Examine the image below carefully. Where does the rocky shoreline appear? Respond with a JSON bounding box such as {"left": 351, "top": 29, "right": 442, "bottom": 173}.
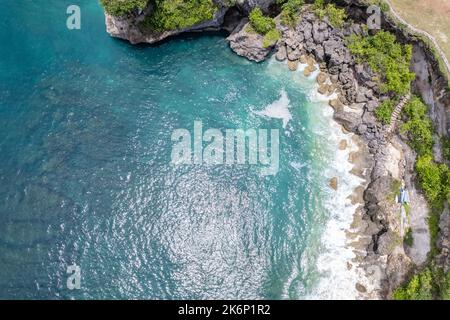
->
{"left": 267, "top": 9, "right": 409, "bottom": 298}
{"left": 102, "top": 0, "right": 450, "bottom": 298}
{"left": 224, "top": 5, "right": 426, "bottom": 298}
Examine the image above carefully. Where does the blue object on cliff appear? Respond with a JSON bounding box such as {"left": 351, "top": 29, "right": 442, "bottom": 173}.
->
{"left": 398, "top": 187, "right": 410, "bottom": 204}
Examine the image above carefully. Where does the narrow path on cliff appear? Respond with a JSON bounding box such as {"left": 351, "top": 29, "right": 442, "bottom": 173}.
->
{"left": 388, "top": 92, "right": 411, "bottom": 134}
{"left": 388, "top": 93, "right": 430, "bottom": 265}
{"left": 385, "top": 0, "right": 450, "bottom": 78}
{"left": 398, "top": 138, "right": 431, "bottom": 266}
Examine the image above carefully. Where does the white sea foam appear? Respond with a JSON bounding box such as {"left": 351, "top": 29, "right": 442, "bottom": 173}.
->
{"left": 255, "top": 89, "right": 293, "bottom": 129}
{"left": 267, "top": 57, "right": 372, "bottom": 299}
{"left": 305, "top": 71, "right": 370, "bottom": 300}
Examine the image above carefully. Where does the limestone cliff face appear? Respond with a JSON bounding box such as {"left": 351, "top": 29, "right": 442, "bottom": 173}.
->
{"left": 378, "top": 4, "right": 450, "bottom": 273}
{"left": 104, "top": 0, "right": 276, "bottom": 45}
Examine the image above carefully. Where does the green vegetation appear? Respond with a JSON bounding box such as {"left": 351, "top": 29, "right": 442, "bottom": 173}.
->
{"left": 415, "top": 154, "right": 448, "bottom": 255}
{"left": 249, "top": 7, "right": 276, "bottom": 35}
{"left": 377, "top": 0, "right": 390, "bottom": 13}
{"left": 394, "top": 265, "right": 450, "bottom": 300}
{"left": 278, "top": 0, "right": 304, "bottom": 28}
{"left": 347, "top": 31, "right": 415, "bottom": 96}
{"left": 313, "top": 0, "right": 347, "bottom": 28}
{"left": 403, "top": 203, "right": 410, "bottom": 216}
{"left": 442, "top": 271, "right": 450, "bottom": 300}
{"left": 140, "top": 0, "right": 217, "bottom": 32}
{"left": 100, "top": 0, "right": 149, "bottom": 16}
{"left": 263, "top": 29, "right": 281, "bottom": 48}
{"left": 388, "top": 178, "right": 402, "bottom": 202}
{"left": 404, "top": 227, "right": 413, "bottom": 246}
{"left": 248, "top": 7, "right": 279, "bottom": 48}
{"left": 313, "top": 0, "right": 325, "bottom": 18}
{"left": 375, "top": 99, "right": 396, "bottom": 124}
{"left": 360, "top": 0, "right": 390, "bottom": 12}
{"left": 401, "top": 98, "right": 444, "bottom": 204}
{"left": 394, "top": 267, "right": 434, "bottom": 300}
{"left": 401, "top": 97, "right": 434, "bottom": 156}
{"left": 428, "top": 208, "right": 442, "bottom": 257}
{"left": 324, "top": 3, "right": 347, "bottom": 28}
{"left": 400, "top": 97, "right": 450, "bottom": 257}
{"left": 442, "top": 137, "right": 450, "bottom": 162}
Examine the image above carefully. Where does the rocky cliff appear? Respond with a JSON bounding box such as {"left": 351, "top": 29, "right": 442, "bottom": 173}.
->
{"left": 104, "top": 0, "right": 275, "bottom": 44}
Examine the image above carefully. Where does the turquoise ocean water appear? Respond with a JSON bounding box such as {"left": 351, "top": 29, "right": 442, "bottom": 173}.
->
{"left": 0, "top": 1, "right": 360, "bottom": 299}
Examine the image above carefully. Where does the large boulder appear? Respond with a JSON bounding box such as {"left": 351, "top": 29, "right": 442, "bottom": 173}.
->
{"left": 323, "top": 37, "right": 352, "bottom": 68}
{"left": 333, "top": 110, "right": 361, "bottom": 132}
{"left": 298, "top": 19, "right": 313, "bottom": 42}
{"left": 287, "top": 46, "right": 303, "bottom": 61}
{"left": 312, "top": 21, "right": 329, "bottom": 44}
{"left": 275, "top": 44, "right": 287, "bottom": 61}
{"left": 227, "top": 21, "right": 273, "bottom": 62}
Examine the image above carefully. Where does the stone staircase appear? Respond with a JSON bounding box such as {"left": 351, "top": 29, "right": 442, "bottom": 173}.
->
{"left": 387, "top": 92, "right": 411, "bottom": 135}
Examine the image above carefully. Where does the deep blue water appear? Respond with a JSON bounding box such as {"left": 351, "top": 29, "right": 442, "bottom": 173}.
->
{"left": 0, "top": 1, "right": 339, "bottom": 299}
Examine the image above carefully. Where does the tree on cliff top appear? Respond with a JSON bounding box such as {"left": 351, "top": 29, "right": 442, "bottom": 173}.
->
{"left": 141, "top": 0, "right": 218, "bottom": 32}
{"left": 347, "top": 31, "right": 415, "bottom": 96}
{"left": 100, "top": 0, "right": 149, "bottom": 16}
{"left": 249, "top": 7, "right": 276, "bottom": 35}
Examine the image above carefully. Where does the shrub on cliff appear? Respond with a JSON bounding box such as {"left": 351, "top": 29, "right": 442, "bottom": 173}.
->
{"left": 414, "top": 152, "right": 448, "bottom": 253}
{"left": 278, "top": 0, "right": 304, "bottom": 28}
{"left": 313, "top": 0, "right": 347, "bottom": 28}
{"left": 394, "top": 265, "right": 450, "bottom": 300}
{"left": 249, "top": 7, "right": 276, "bottom": 35}
{"left": 100, "top": 0, "right": 149, "bottom": 16}
{"left": 401, "top": 97, "right": 434, "bottom": 156}
{"left": 263, "top": 29, "right": 280, "bottom": 48}
{"left": 363, "top": 0, "right": 390, "bottom": 12}
{"left": 441, "top": 272, "right": 450, "bottom": 299}
{"left": 404, "top": 227, "right": 413, "bottom": 247}
{"left": 415, "top": 155, "right": 449, "bottom": 208}
{"left": 442, "top": 137, "right": 450, "bottom": 162}
{"left": 375, "top": 98, "right": 396, "bottom": 124}
{"left": 324, "top": 3, "right": 347, "bottom": 28}
{"left": 347, "top": 31, "right": 415, "bottom": 96}
{"left": 400, "top": 96, "right": 450, "bottom": 257}
{"left": 393, "top": 267, "right": 434, "bottom": 300}
{"left": 142, "top": 0, "right": 217, "bottom": 32}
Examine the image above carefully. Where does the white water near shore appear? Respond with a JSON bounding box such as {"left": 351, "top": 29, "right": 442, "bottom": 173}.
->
{"left": 254, "top": 89, "right": 293, "bottom": 129}
{"left": 265, "top": 58, "right": 371, "bottom": 299}
{"left": 306, "top": 88, "right": 368, "bottom": 299}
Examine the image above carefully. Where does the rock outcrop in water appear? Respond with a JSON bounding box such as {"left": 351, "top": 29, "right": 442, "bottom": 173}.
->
{"left": 227, "top": 19, "right": 273, "bottom": 62}
{"left": 104, "top": 0, "right": 274, "bottom": 45}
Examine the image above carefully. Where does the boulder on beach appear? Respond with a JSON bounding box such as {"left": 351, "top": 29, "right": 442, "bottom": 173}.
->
{"left": 339, "top": 139, "right": 348, "bottom": 150}
{"left": 306, "top": 55, "right": 316, "bottom": 66}
{"left": 276, "top": 45, "right": 287, "bottom": 61}
{"left": 355, "top": 283, "right": 367, "bottom": 293}
{"left": 288, "top": 59, "right": 299, "bottom": 71}
{"left": 299, "top": 54, "right": 308, "bottom": 64}
{"left": 303, "top": 65, "right": 316, "bottom": 76}
{"left": 326, "top": 83, "right": 337, "bottom": 96}
{"left": 316, "top": 72, "right": 327, "bottom": 85}
{"left": 329, "top": 98, "right": 344, "bottom": 111}
{"left": 318, "top": 83, "right": 328, "bottom": 94}
{"left": 287, "top": 46, "right": 302, "bottom": 61}
{"left": 329, "top": 177, "right": 338, "bottom": 190}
